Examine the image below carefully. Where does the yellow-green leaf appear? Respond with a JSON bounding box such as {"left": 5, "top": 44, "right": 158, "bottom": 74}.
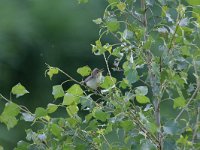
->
{"left": 47, "top": 103, "right": 58, "bottom": 113}
{"left": 67, "top": 84, "right": 83, "bottom": 96}
{"left": 136, "top": 95, "right": 150, "bottom": 104}
{"left": 100, "top": 76, "right": 116, "bottom": 89}
{"left": 77, "top": 66, "right": 91, "bottom": 77}
{"left": 35, "top": 107, "right": 48, "bottom": 118}
{"left": 11, "top": 83, "right": 29, "bottom": 98}
{"left": 117, "top": 2, "right": 126, "bottom": 11}
{"left": 106, "top": 19, "right": 120, "bottom": 32}
{"left": 173, "top": 97, "right": 186, "bottom": 109}
{"left": 52, "top": 85, "right": 64, "bottom": 99}
{"left": 0, "top": 102, "right": 20, "bottom": 130}
{"left": 186, "top": 0, "right": 200, "bottom": 5}
{"left": 47, "top": 67, "right": 59, "bottom": 80}
{"left": 62, "top": 93, "right": 77, "bottom": 105}
{"left": 66, "top": 105, "right": 79, "bottom": 117}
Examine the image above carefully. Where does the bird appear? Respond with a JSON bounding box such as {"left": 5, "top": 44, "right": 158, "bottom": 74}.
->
{"left": 84, "top": 68, "right": 104, "bottom": 90}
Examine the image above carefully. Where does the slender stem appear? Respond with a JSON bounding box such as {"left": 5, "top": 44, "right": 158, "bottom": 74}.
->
{"left": 129, "top": 109, "right": 160, "bottom": 148}
{"left": 103, "top": 53, "right": 114, "bottom": 85}
{"left": 192, "top": 107, "right": 200, "bottom": 142}
{"left": 0, "top": 93, "right": 10, "bottom": 102}
{"left": 168, "top": 20, "right": 180, "bottom": 52}
{"left": 174, "top": 60, "right": 200, "bottom": 122}
{"left": 58, "top": 68, "right": 81, "bottom": 85}
{"left": 174, "top": 84, "right": 200, "bottom": 122}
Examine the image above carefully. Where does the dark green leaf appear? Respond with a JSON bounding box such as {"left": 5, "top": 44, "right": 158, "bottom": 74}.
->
{"left": 125, "top": 69, "right": 139, "bottom": 84}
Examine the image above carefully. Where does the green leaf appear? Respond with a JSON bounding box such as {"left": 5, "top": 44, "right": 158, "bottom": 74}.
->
{"left": 186, "top": 0, "right": 200, "bottom": 5}
{"left": 50, "top": 124, "right": 63, "bottom": 139}
{"left": 47, "top": 103, "right": 58, "bottom": 113}
{"left": 21, "top": 113, "right": 35, "bottom": 122}
{"left": 77, "top": 66, "right": 91, "bottom": 77}
{"left": 176, "top": 135, "right": 190, "bottom": 145}
{"left": 0, "top": 102, "right": 20, "bottom": 130}
{"left": 62, "top": 93, "right": 77, "bottom": 105}
{"left": 66, "top": 105, "right": 79, "bottom": 117}
{"left": 120, "top": 120, "right": 134, "bottom": 132}
{"left": 108, "top": 0, "right": 119, "bottom": 9}
{"left": 136, "top": 95, "right": 150, "bottom": 104}
{"left": 163, "top": 121, "right": 179, "bottom": 135}
{"left": 93, "top": 18, "right": 103, "bottom": 24}
{"left": 100, "top": 76, "right": 116, "bottom": 89}
{"left": 0, "top": 145, "right": 3, "bottom": 150}
{"left": 47, "top": 67, "right": 59, "bottom": 80}
{"left": 135, "top": 86, "right": 148, "bottom": 96}
{"left": 103, "top": 43, "right": 112, "bottom": 53}
{"left": 108, "top": 0, "right": 118, "bottom": 4}
{"left": 146, "top": 122, "right": 157, "bottom": 134}
{"left": 35, "top": 107, "right": 48, "bottom": 118}
{"left": 67, "top": 84, "right": 84, "bottom": 96}
{"left": 92, "top": 108, "right": 109, "bottom": 122}
{"left": 11, "top": 83, "right": 29, "bottom": 98}
{"left": 92, "top": 40, "right": 106, "bottom": 54}
{"left": 62, "top": 84, "right": 83, "bottom": 105}
{"left": 78, "top": 0, "right": 88, "bottom": 4}
{"left": 15, "top": 141, "right": 30, "bottom": 150}
{"left": 117, "top": 2, "right": 126, "bottom": 11}
{"left": 125, "top": 69, "right": 139, "bottom": 84}
{"left": 173, "top": 97, "right": 186, "bottom": 109}
{"left": 119, "top": 78, "right": 129, "bottom": 89}
{"left": 52, "top": 85, "right": 64, "bottom": 99}
{"left": 106, "top": 19, "right": 120, "bottom": 32}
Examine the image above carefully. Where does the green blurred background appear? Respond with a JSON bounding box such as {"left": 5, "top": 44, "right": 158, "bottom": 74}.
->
{"left": 0, "top": 0, "right": 105, "bottom": 149}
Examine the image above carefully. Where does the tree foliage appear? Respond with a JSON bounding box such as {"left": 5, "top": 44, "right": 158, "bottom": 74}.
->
{"left": 0, "top": 0, "right": 200, "bottom": 149}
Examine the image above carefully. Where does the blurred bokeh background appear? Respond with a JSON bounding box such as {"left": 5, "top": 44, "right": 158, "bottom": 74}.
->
{"left": 0, "top": 0, "right": 105, "bottom": 149}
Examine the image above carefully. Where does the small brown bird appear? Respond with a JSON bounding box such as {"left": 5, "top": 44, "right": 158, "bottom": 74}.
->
{"left": 84, "top": 68, "right": 104, "bottom": 90}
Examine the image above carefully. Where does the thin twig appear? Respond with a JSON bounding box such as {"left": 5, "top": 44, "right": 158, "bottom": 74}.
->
{"left": 175, "top": 59, "right": 200, "bottom": 122}
{"left": 192, "top": 107, "right": 200, "bottom": 142}
{"left": 0, "top": 93, "right": 10, "bottom": 102}
{"left": 174, "top": 85, "right": 200, "bottom": 122}
{"left": 103, "top": 53, "right": 115, "bottom": 85}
